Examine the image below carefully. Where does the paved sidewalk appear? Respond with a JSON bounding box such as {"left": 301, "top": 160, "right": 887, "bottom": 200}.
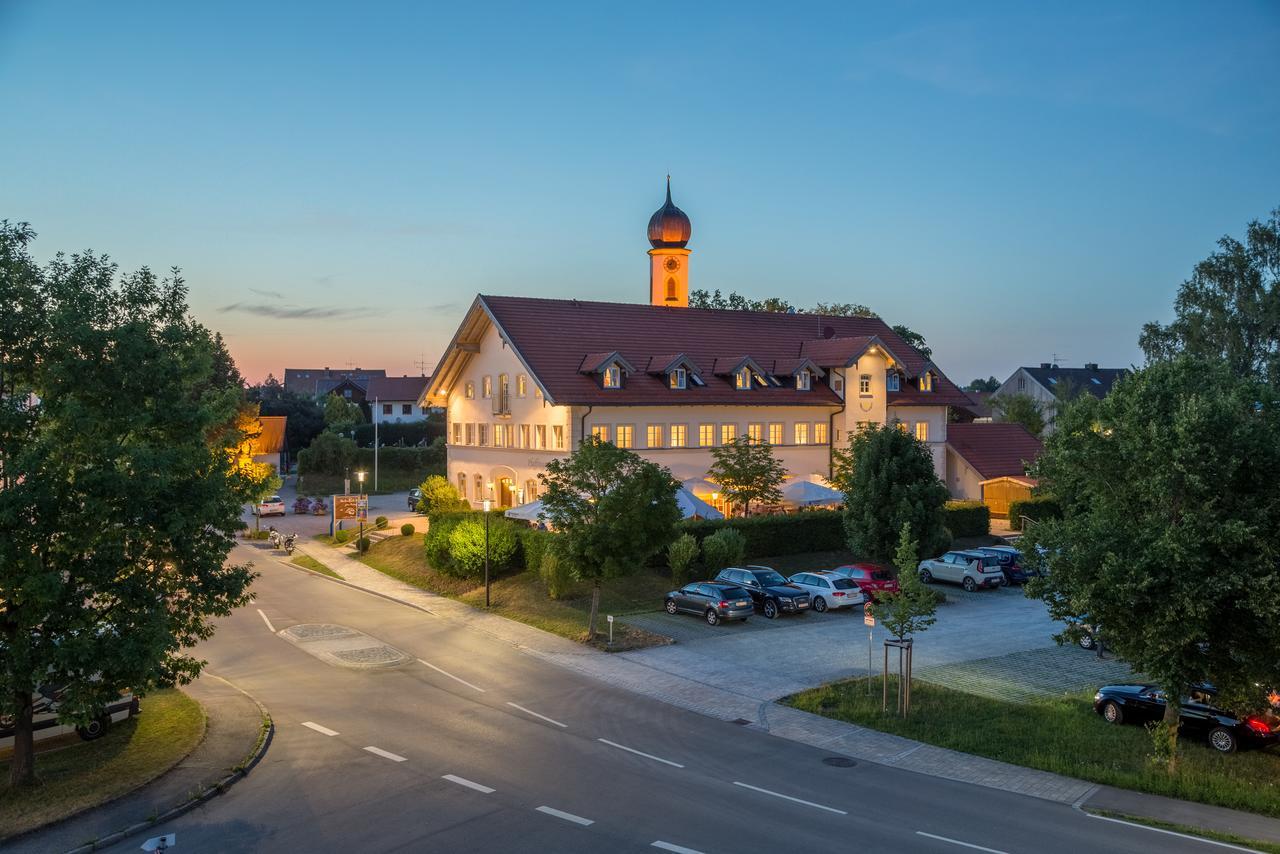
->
{"left": 10, "top": 675, "right": 267, "bottom": 854}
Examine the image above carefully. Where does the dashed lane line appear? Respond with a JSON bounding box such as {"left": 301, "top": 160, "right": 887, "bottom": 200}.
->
{"left": 1082, "top": 814, "right": 1262, "bottom": 852}
{"left": 652, "top": 842, "right": 706, "bottom": 854}
{"left": 418, "top": 658, "right": 486, "bottom": 693}
{"left": 257, "top": 609, "right": 277, "bottom": 633}
{"left": 507, "top": 702, "right": 568, "bottom": 728}
{"left": 300, "top": 721, "right": 339, "bottom": 736}
{"left": 535, "top": 806, "right": 594, "bottom": 826}
{"left": 443, "top": 774, "right": 496, "bottom": 794}
{"left": 597, "top": 738, "right": 684, "bottom": 768}
{"left": 915, "top": 831, "right": 1009, "bottom": 853}
{"left": 731, "top": 781, "right": 847, "bottom": 815}
{"left": 363, "top": 746, "right": 408, "bottom": 762}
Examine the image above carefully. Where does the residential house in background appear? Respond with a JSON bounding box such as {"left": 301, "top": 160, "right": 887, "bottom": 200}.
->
{"left": 283, "top": 367, "right": 387, "bottom": 403}
{"left": 422, "top": 183, "right": 970, "bottom": 509}
{"left": 991, "top": 363, "right": 1129, "bottom": 433}
{"left": 367, "top": 375, "right": 433, "bottom": 424}
{"left": 944, "top": 422, "right": 1042, "bottom": 516}
{"left": 954, "top": 390, "right": 994, "bottom": 423}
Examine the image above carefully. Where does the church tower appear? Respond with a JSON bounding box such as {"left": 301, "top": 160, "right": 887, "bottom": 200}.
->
{"left": 647, "top": 177, "right": 691, "bottom": 307}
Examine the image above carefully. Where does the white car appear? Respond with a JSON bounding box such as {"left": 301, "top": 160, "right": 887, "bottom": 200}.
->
{"left": 0, "top": 684, "right": 137, "bottom": 749}
{"left": 255, "top": 495, "right": 286, "bottom": 517}
{"left": 787, "top": 571, "right": 867, "bottom": 612}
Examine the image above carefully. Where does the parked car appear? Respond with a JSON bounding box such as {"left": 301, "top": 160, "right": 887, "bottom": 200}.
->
{"left": 254, "top": 495, "right": 286, "bottom": 517}
{"left": 917, "top": 550, "right": 1005, "bottom": 591}
{"left": 664, "top": 581, "right": 755, "bottom": 625}
{"left": 713, "top": 566, "right": 811, "bottom": 619}
{"left": 1094, "top": 683, "right": 1280, "bottom": 753}
{"left": 408, "top": 487, "right": 423, "bottom": 512}
{"left": 972, "top": 546, "right": 1031, "bottom": 585}
{"left": 788, "top": 571, "right": 866, "bottom": 612}
{"left": 1066, "top": 616, "right": 1102, "bottom": 650}
{"left": 0, "top": 683, "right": 138, "bottom": 749}
{"left": 829, "top": 564, "right": 900, "bottom": 600}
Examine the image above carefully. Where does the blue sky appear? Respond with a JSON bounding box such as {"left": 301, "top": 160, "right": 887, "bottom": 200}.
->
{"left": 3, "top": 1, "right": 1277, "bottom": 384}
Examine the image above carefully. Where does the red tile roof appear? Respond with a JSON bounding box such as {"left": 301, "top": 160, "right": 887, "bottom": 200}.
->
{"left": 366, "top": 375, "right": 431, "bottom": 401}
{"left": 476, "top": 295, "right": 970, "bottom": 407}
{"left": 946, "top": 423, "right": 1043, "bottom": 480}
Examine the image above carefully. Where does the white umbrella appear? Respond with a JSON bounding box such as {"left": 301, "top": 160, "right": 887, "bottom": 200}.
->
{"left": 675, "top": 488, "right": 723, "bottom": 520}
{"left": 782, "top": 478, "right": 844, "bottom": 507}
{"left": 504, "top": 499, "right": 546, "bottom": 522}
{"left": 680, "top": 477, "right": 720, "bottom": 497}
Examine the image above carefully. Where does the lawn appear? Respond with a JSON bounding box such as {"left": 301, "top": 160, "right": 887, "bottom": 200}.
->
{"left": 784, "top": 676, "right": 1280, "bottom": 819}
{"left": 0, "top": 688, "right": 206, "bottom": 840}
{"left": 291, "top": 554, "right": 342, "bottom": 579}
{"left": 357, "top": 534, "right": 674, "bottom": 650}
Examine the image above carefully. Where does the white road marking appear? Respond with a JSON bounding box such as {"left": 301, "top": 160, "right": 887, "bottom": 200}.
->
{"left": 442, "top": 774, "right": 495, "bottom": 794}
{"left": 597, "top": 738, "right": 684, "bottom": 768}
{"left": 507, "top": 702, "right": 568, "bottom": 728}
{"left": 915, "top": 831, "right": 1010, "bottom": 853}
{"left": 731, "top": 781, "right": 847, "bottom": 815}
{"left": 1083, "top": 813, "right": 1262, "bottom": 852}
{"left": 257, "top": 609, "right": 276, "bottom": 633}
{"left": 652, "top": 842, "right": 706, "bottom": 854}
{"left": 300, "top": 721, "right": 338, "bottom": 737}
{"left": 363, "top": 746, "right": 407, "bottom": 762}
{"left": 417, "top": 658, "right": 486, "bottom": 692}
{"left": 535, "top": 806, "right": 594, "bottom": 826}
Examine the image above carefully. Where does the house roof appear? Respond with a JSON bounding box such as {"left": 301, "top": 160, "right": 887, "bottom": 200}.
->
{"left": 946, "top": 422, "right": 1043, "bottom": 480}
{"left": 366, "top": 375, "right": 431, "bottom": 401}
{"left": 433, "top": 295, "right": 970, "bottom": 407}
{"left": 958, "top": 390, "right": 994, "bottom": 419}
{"left": 1022, "top": 365, "right": 1129, "bottom": 399}
{"left": 283, "top": 367, "right": 385, "bottom": 396}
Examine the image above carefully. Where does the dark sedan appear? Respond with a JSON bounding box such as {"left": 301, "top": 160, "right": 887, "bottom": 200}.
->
{"left": 1093, "top": 683, "right": 1280, "bottom": 753}
{"left": 664, "top": 581, "right": 755, "bottom": 625}
{"left": 714, "top": 566, "right": 811, "bottom": 619}
{"left": 972, "top": 546, "right": 1030, "bottom": 585}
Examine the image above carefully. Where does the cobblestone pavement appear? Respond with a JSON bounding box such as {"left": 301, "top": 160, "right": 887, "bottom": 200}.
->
{"left": 914, "top": 645, "right": 1142, "bottom": 703}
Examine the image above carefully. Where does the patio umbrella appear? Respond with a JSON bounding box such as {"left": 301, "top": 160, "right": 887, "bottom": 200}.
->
{"left": 781, "top": 478, "right": 844, "bottom": 507}
{"left": 680, "top": 477, "right": 720, "bottom": 498}
{"left": 504, "top": 499, "right": 546, "bottom": 522}
{"left": 675, "top": 488, "right": 723, "bottom": 520}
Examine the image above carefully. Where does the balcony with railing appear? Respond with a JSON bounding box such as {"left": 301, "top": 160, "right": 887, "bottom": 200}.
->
{"left": 491, "top": 386, "right": 511, "bottom": 417}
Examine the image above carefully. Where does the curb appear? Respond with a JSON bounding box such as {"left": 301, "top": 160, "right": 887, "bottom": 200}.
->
{"left": 64, "top": 675, "right": 274, "bottom": 854}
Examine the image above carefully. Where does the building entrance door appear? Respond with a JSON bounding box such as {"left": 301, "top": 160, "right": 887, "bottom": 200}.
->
{"left": 498, "top": 477, "right": 515, "bottom": 508}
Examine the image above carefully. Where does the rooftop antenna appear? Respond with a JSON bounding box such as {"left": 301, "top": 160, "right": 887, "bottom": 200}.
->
{"left": 344, "top": 358, "right": 356, "bottom": 371}
{"left": 414, "top": 354, "right": 432, "bottom": 377}
{"left": 1051, "top": 353, "right": 1067, "bottom": 367}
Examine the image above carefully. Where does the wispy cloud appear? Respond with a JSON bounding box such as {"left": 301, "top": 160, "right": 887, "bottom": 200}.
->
{"left": 249, "top": 287, "right": 284, "bottom": 299}
{"left": 218, "top": 301, "right": 380, "bottom": 320}
{"left": 424, "top": 302, "right": 460, "bottom": 313}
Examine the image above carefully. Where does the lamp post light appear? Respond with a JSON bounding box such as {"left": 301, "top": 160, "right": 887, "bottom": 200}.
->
{"left": 356, "top": 470, "right": 366, "bottom": 552}
{"left": 712, "top": 491, "right": 720, "bottom": 516}
{"left": 482, "top": 497, "right": 492, "bottom": 608}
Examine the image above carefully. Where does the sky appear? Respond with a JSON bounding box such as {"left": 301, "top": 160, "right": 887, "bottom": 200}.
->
{"left": 2, "top": 1, "right": 1277, "bottom": 386}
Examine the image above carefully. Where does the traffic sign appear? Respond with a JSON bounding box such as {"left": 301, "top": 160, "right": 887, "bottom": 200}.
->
{"left": 863, "top": 602, "right": 875, "bottom": 627}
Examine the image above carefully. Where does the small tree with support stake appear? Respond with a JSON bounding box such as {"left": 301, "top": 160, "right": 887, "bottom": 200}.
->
{"left": 873, "top": 523, "right": 938, "bottom": 717}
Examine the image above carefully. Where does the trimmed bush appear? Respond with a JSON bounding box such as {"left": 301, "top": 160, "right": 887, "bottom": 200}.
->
{"left": 333, "top": 529, "right": 354, "bottom": 544}
{"left": 445, "top": 517, "right": 518, "bottom": 578}
{"left": 374, "top": 515, "right": 388, "bottom": 530}
{"left": 424, "top": 516, "right": 463, "bottom": 570}
{"left": 702, "top": 528, "right": 747, "bottom": 572}
{"left": 539, "top": 548, "right": 575, "bottom": 600}
{"left": 356, "top": 536, "right": 371, "bottom": 553}
{"left": 415, "top": 474, "right": 469, "bottom": 515}
{"left": 678, "top": 510, "right": 844, "bottom": 560}
{"left": 1009, "top": 495, "right": 1062, "bottom": 530}
{"left": 944, "top": 501, "right": 990, "bottom": 538}
{"left": 518, "top": 528, "right": 555, "bottom": 573}
{"left": 400, "top": 523, "right": 415, "bottom": 536}
{"left": 667, "top": 533, "right": 700, "bottom": 586}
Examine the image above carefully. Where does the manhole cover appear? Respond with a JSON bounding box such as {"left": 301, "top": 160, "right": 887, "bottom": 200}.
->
{"left": 332, "top": 646, "right": 408, "bottom": 665}
{"left": 822, "top": 757, "right": 857, "bottom": 767}
{"left": 284, "top": 624, "right": 360, "bottom": 641}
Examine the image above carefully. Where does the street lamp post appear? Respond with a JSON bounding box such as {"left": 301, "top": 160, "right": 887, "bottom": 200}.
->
{"left": 482, "top": 496, "right": 492, "bottom": 607}
{"left": 356, "top": 470, "right": 366, "bottom": 553}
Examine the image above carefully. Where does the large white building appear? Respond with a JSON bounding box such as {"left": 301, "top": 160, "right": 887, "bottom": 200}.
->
{"left": 422, "top": 183, "right": 971, "bottom": 509}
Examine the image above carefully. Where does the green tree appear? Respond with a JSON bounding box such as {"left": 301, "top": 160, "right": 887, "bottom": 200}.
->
{"left": 666, "top": 533, "right": 700, "bottom": 585}
{"left": 689, "top": 291, "right": 879, "bottom": 318}
{"left": 247, "top": 376, "right": 325, "bottom": 461}
{"left": 840, "top": 425, "right": 949, "bottom": 562}
{"left": 872, "top": 523, "right": 939, "bottom": 642}
{"left": 965, "top": 376, "right": 1000, "bottom": 392}
{"left": 539, "top": 438, "right": 681, "bottom": 639}
{"left": 706, "top": 436, "right": 787, "bottom": 515}
{"left": 701, "top": 528, "right": 747, "bottom": 572}
{"left": 416, "top": 474, "right": 469, "bottom": 515}
{"left": 890, "top": 324, "right": 932, "bottom": 360}
{"left": 1024, "top": 356, "right": 1280, "bottom": 769}
{"left": 812, "top": 301, "right": 877, "bottom": 317}
{"left": 323, "top": 393, "right": 364, "bottom": 431}
{"left": 0, "top": 223, "right": 258, "bottom": 787}
{"left": 1140, "top": 206, "right": 1280, "bottom": 385}
{"left": 992, "top": 392, "right": 1046, "bottom": 437}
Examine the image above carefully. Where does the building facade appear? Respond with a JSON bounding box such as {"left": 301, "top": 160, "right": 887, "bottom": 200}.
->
{"left": 991, "top": 363, "right": 1128, "bottom": 433}
{"left": 367, "top": 375, "right": 433, "bottom": 425}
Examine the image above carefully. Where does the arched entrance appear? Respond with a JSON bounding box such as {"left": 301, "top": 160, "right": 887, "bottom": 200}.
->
{"left": 488, "top": 466, "right": 518, "bottom": 509}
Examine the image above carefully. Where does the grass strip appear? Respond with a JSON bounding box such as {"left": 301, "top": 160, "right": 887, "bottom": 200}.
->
{"left": 290, "top": 554, "right": 342, "bottom": 579}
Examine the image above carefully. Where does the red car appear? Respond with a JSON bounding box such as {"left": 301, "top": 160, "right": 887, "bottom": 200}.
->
{"left": 830, "top": 564, "right": 899, "bottom": 600}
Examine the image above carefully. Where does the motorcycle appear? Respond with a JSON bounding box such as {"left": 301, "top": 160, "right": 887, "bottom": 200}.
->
{"left": 283, "top": 533, "right": 297, "bottom": 555}
{"left": 267, "top": 527, "right": 282, "bottom": 549}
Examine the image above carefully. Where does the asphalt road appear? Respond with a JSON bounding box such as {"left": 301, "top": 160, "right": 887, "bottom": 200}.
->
{"left": 98, "top": 545, "right": 1237, "bottom": 853}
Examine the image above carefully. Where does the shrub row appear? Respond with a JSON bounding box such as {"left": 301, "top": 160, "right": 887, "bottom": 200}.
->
{"left": 1009, "top": 495, "right": 1062, "bottom": 530}
{"left": 423, "top": 509, "right": 557, "bottom": 579}
{"left": 351, "top": 420, "right": 444, "bottom": 449}
{"left": 298, "top": 433, "right": 446, "bottom": 478}
{"left": 943, "top": 500, "right": 990, "bottom": 538}
{"left": 678, "top": 510, "right": 845, "bottom": 559}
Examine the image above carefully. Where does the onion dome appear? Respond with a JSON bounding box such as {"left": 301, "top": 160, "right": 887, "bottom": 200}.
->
{"left": 647, "top": 176, "right": 692, "bottom": 248}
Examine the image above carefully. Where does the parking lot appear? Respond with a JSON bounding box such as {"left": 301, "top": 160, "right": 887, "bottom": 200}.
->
{"left": 620, "top": 582, "right": 1137, "bottom": 703}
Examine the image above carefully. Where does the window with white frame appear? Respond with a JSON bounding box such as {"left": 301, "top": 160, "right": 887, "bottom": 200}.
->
{"left": 768, "top": 422, "right": 783, "bottom": 445}
{"left": 721, "top": 423, "right": 737, "bottom": 444}
{"left": 859, "top": 374, "right": 871, "bottom": 395}
{"left": 465, "top": 381, "right": 475, "bottom": 399}
{"left": 915, "top": 421, "right": 929, "bottom": 441}
{"left": 382, "top": 403, "right": 392, "bottom": 415}
{"left": 452, "top": 422, "right": 462, "bottom": 444}
{"left": 402, "top": 403, "right": 412, "bottom": 415}
{"left": 457, "top": 473, "right": 467, "bottom": 499}
{"left": 482, "top": 376, "right": 492, "bottom": 398}
{"left": 887, "top": 373, "right": 900, "bottom": 392}
{"left": 519, "top": 424, "right": 530, "bottom": 448}
{"left": 517, "top": 374, "right": 528, "bottom": 397}
{"left": 603, "top": 365, "right": 621, "bottom": 389}
{"left": 552, "top": 425, "right": 565, "bottom": 449}
{"left": 535, "top": 424, "right": 547, "bottom": 449}
{"left": 477, "top": 423, "right": 488, "bottom": 445}
{"left": 493, "top": 424, "right": 505, "bottom": 446}
{"left": 796, "top": 370, "right": 811, "bottom": 391}
{"left": 814, "top": 422, "right": 828, "bottom": 445}
{"left": 670, "top": 368, "right": 686, "bottom": 389}
{"left": 735, "top": 367, "right": 751, "bottom": 390}
{"left": 465, "top": 423, "right": 475, "bottom": 445}
{"left": 832, "top": 373, "right": 845, "bottom": 395}
{"left": 794, "top": 423, "right": 810, "bottom": 445}
{"left": 747, "top": 423, "right": 763, "bottom": 443}
{"left": 591, "top": 424, "right": 610, "bottom": 442}
{"left": 920, "top": 372, "right": 933, "bottom": 392}
{"left": 646, "top": 424, "right": 663, "bottom": 448}
{"left": 699, "top": 423, "right": 715, "bottom": 447}
{"left": 670, "top": 424, "right": 687, "bottom": 447}
{"left": 616, "top": 424, "right": 634, "bottom": 448}
{"left": 474, "top": 474, "right": 483, "bottom": 500}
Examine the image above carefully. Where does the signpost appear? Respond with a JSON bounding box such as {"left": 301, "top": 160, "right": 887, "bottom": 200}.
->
{"left": 864, "top": 602, "right": 875, "bottom": 696}
{"left": 607, "top": 614, "right": 614, "bottom": 647}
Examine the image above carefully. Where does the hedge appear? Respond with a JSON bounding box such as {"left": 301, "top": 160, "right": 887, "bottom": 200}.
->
{"left": 943, "top": 500, "right": 990, "bottom": 538}
{"left": 424, "top": 509, "right": 554, "bottom": 574}
{"left": 678, "top": 510, "right": 844, "bottom": 560}
{"left": 1009, "top": 495, "right": 1062, "bottom": 530}
{"left": 352, "top": 420, "right": 444, "bottom": 449}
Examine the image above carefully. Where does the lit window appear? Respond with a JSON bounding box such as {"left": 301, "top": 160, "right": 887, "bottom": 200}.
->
{"left": 814, "top": 422, "right": 828, "bottom": 445}
{"left": 452, "top": 422, "right": 461, "bottom": 444}
{"left": 591, "top": 424, "right": 610, "bottom": 442}
{"left": 795, "top": 423, "right": 810, "bottom": 445}
{"left": 603, "top": 365, "right": 621, "bottom": 389}
{"left": 920, "top": 372, "right": 934, "bottom": 392}
{"left": 477, "top": 424, "right": 488, "bottom": 445}
{"left": 736, "top": 368, "right": 751, "bottom": 390}
{"left": 482, "top": 376, "right": 492, "bottom": 398}
{"left": 535, "top": 386, "right": 543, "bottom": 399}
{"left": 747, "top": 423, "right": 763, "bottom": 443}
{"left": 768, "top": 423, "right": 783, "bottom": 445}
{"left": 887, "top": 373, "right": 900, "bottom": 392}
{"left": 644, "top": 424, "right": 661, "bottom": 448}
{"left": 916, "top": 421, "right": 929, "bottom": 441}
{"left": 796, "top": 371, "right": 811, "bottom": 391}
{"left": 859, "top": 374, "right": 871, "bottom": 395}
{"left": 493, "top": 424, "right": 503, "bottom": 446}
{"left": 552, "top": 425, "right": 565, "bottom": 449}
{"left": 517, "top": 374, "right": 528, "bottom": 397}
{"left": 699, "top": 424, "right": 715, "bottom": 447}
{"left": 474, "top": 474, "right": 483, "bottom": 498}
{"left": 465, "top": 381, "right": 475, "bottom": 399}
{"left": 457, "top": 473, "right": 467, "bottom": 499}
{"left": 670, "top": 368, "right": 686, "bottom": 389}
{"left": 670, "top": 424, "right": 687, "bottom": 448}
{"left": 721, "top": 423, "right": 737, "bottom": 444}
{"left": 524, "top": 479, "right": 538, "bottom": 501}
{"left": 616, "top": 425, "right": 634, "bottom": 448}
{"left": 896, "top": 421, "right": 909, "bottom": 433}
{"left": 519, "top": 424, "right": 530, "bottom": 448}
{"left": 535, "top": 424, "right": 547, "bottom": 449}
{"left": 465, "top": 423, "right": 475, "bottom": 445}
{"left": 382, "top": 403, "right": 392, "bottom": 415}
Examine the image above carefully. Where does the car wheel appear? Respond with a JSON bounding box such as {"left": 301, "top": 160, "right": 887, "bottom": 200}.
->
{"left": 664, "top": 599, "right": 678, "bottom": 615}
{"left": 813, "top": 596, "right": 828, "bottom": 613}
{"left": 76, "top": 714, "right": 111, "bottom": 741}
{"left": 1078, "top": 633, "right": 1096, "bottom": 650}
{"left": 919, "top": 569, "right": 933, "bottom": 584}
{"left": 1209, "top": 727, "right": 1238, "bottom": 754}
{"left": 1101, "top": 700, "right": 1124, "bottom": 725}
{"left": 763, "top": 600, "right": 779, "bottom": 619}
{"left": 705, "top": 609, "right": 720, "bottom": 626}
{"left": 962, "top": 576, "right": 977, "bottom": 592}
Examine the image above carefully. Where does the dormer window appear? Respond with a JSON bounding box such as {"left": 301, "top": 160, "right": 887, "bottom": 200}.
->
{"left": 735, "top": 367, "right": 751, "bottom": 390}
{"left": 670, "top": 368, "right": 687, "bottom": 389}
{"left": 603, "top": 365, "right": 622, "bottom": 389}
{"left": 887, "top": 373, "right": 900, "bottom": 392}
{"left": 920, "top": 372, "right": 934, "bottom": 392}
{"left": 465, "top": 381, "right": 475, "bottom": 399}
{"left": 796, "top": 370, "right": 811, "bottom": 391}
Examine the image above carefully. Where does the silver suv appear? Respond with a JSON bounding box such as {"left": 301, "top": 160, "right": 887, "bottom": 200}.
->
{"left": 917, "top": 550, "right": 1005, "bottom": 592}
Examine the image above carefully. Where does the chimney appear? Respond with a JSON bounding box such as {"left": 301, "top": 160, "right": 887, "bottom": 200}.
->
{"left": 1040, "top": 362, "right": 1051, "bottom": 369}
{"left": 1085, "top": 362, "right": 1099, "bottom": 371}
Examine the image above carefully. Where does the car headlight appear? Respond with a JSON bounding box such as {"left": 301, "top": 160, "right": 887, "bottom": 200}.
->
{"left": 1094, "top": 692, "right": 1102, "bottom": 701}
{"left": 780, "top": 597, "right": 792, "bottom": 604}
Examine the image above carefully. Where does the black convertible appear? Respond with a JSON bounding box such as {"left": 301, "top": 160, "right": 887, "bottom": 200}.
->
{"left": 1093, "top": 683, "right": 1280, "bottom": 753}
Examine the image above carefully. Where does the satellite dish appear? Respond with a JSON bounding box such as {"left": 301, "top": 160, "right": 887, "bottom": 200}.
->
{"left": 142, "top": 835, "right": 176, "bottom": 852}
{"left": 822, "top": 325, "right": 836, "bottom": 339}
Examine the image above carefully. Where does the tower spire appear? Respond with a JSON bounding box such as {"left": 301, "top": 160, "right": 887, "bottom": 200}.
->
{"left": 666, "top": 174, "right": 672, "bottom": 204}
